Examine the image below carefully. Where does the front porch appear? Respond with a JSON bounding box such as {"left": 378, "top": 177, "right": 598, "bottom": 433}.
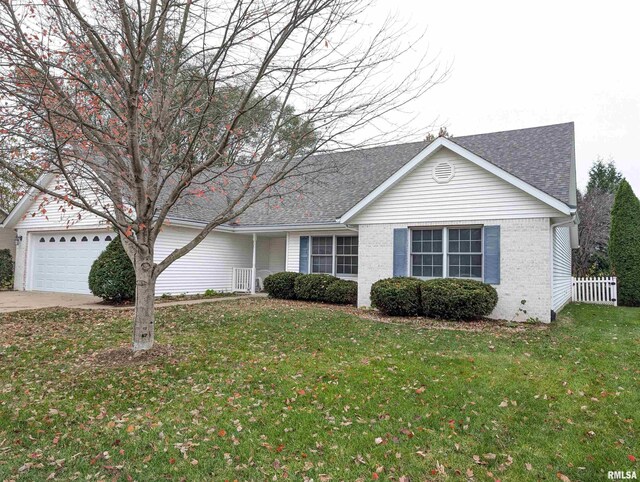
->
{"left": 232, "top": 233, "right": 286, "bottom": 293}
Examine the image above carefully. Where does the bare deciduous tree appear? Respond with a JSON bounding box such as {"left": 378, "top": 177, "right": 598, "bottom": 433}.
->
{"left": 572, "top": 189, "right": 614, "bottom": 276}
{"left": 0, "top": 0, "right": 445, "bottom": 350}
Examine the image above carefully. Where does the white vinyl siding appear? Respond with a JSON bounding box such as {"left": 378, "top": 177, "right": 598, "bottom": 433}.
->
{"left": 351, "top": 148, "right": 564, "bottom": 224}
{"left": 14, "top": 176, "right": 109, "bottom": 231}
{"left": 154, "top": 227, "right": 253, "bottom": 295}
{"left": 552, "top": 226, "right": 572, "bottom": 312}
{"left": 256, "top": 237, "right": 286, "bottom": 273}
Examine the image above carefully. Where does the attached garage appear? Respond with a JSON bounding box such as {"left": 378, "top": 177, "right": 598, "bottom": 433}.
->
{"left": 29, "top": 231, "right": 114, "bottom": 294}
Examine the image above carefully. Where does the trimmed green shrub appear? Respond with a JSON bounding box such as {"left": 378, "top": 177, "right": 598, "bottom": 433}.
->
{"left": 609, "top": 180, "right": 640, "bottom": 306}
{"left": 263, "top": 271, "right": 302, "bottom": 299}
{"left": 88, "top": 236, "right": 136, "bottom": 303}
{"left": 325, "top": 279, "right": 358, "bottom": 305}
{"left": 370, "top": 277, "right": 424, "bottom": 316}
{"left": 421, "top": 278, "right": 497, "bottom": 320}
{"left": 0, "top": 249, "right": 13, "bottom": 289}
{"left": 294, "top": 274, "right": 338, "bottom": 302}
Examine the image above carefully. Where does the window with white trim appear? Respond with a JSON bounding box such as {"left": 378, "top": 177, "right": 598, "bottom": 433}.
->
{"left": 336, "top": 236, "right": 358, "bottom": 275}
{"left": 311, "top": 236, "right": 333, "bottom": 274}
{"left": 411, "top": 227, "right": 483, "bottom": 280}
{"left": 310, "top": 235, "right": 358, "bottom": 275}
{"left": 411, "top": 229, "right": 443, "bottom": 277}
{"left": 448, "top": 228, "right": 482, "bottom": 278}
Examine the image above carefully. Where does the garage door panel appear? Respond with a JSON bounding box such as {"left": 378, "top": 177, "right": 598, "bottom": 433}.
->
{"left": 30, "top": 231, "right": 113, "bottom": 294}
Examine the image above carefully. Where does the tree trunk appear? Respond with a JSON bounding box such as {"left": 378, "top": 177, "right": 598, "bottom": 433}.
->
{"left": 133, "top": 258, "right": 156, "bottom": 352}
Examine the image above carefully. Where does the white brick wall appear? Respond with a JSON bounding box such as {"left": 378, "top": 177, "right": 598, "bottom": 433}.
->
{"left": 357, "top": 218, "right": 553, "bottom": 322}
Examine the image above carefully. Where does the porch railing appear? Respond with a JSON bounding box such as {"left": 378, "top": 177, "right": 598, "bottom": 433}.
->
{"left": 232, "top": 267, "right": 254, "bottom": 293}
{"left": 571, "top": 276, "right": 617, "bottom": 306}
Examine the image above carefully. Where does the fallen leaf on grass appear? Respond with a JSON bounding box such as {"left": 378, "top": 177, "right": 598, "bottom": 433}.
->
{"left": 557, "top": 472, "right": 571, "bottom": 482}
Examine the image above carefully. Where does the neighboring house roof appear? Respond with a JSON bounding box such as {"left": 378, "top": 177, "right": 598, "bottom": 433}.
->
{"left": 171, "top": 122, "right": 575, "bottom": 227}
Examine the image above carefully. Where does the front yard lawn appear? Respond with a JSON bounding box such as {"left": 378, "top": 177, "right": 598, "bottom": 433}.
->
{"left": 0, "top": 300, "right": 638, "bottom": 480}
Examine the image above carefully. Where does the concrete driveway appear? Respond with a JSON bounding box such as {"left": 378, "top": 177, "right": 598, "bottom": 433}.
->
{"left": 0, "top": 291, "right": 103, "bottom": 313}
{"left": 0, "top": 291, "right": 265, "bottom": 313}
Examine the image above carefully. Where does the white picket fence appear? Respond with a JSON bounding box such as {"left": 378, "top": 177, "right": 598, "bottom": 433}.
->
{"left": 571, "top": 276, "right": 617, "bottom": 306}
{"left": 232, "top": 267, "right": 254, "bottom": 293}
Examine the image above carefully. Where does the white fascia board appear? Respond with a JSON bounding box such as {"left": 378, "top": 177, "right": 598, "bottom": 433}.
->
{"left": 337, "top": 137, "right": 572, "bottom": 223}
{"left": 166, "top": 217, "right": 353, "bottom": 234}
{"left": 2, "top": 173, "right": 56, "bottom": 229}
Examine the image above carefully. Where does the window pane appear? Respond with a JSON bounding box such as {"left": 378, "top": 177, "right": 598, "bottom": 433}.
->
{"left": 336, "top": 236, "right": 358, "bottom": 255}
{"left": 449, "top": 228, "right": 482, "bottom": 253}
{"left": 448, "top": 252, "right": 482, "bottom": 279}
{"left": 337, "top": 255, "right": 358, "bottom": 275}
{"left": 312, "top": 255, "right": 333, "bottom": 274}
{"left": 312, "top": 236, "right": 333, "bottom": 255}
{"left": 411, "top": 229, "right": 443, "bottom": 253}
{"left": 411, "top": 253, "right": 443, "bottom": 278}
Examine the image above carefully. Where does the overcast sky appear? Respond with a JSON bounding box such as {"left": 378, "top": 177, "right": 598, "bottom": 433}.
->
{"left": 369, "top": 0, "right": 639, "bottom": 195}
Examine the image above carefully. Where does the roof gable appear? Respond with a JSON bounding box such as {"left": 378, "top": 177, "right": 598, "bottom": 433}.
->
{"left": 339, "top": 138, "right": 572, "bottom": 223}
{"left": 346, "top": 145, "right": 568, "bottom": 225}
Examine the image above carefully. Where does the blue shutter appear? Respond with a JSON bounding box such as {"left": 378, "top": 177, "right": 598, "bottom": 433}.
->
{"left": 299, "top": 236, "right": 310, "bottom": 273}
{"left": 483, "top": 226, "right": 500, "bottom": 284}
{"left": 393, "top": 228, "right": 409, "bottom": 277}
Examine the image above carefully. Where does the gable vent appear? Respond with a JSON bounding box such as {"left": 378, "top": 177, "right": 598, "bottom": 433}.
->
{"left": 432, "top": 161, "right": 455, "bottom": 183}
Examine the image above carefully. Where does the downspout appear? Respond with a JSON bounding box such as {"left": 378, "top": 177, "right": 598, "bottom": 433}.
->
{"left": 549, "top": 213, "right": 578, "bottom": 321}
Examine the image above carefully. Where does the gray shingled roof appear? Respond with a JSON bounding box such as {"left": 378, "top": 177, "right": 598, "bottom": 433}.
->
{"left": 168, "top": 122, "right": 575, "bottom": 226}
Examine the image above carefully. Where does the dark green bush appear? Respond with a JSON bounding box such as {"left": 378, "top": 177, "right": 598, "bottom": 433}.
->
{"left": 88, "top": 236, "right": 136, "bottom": 303}
{"left": 421, "top": 278, "right": 497, "bottom": 320}
{"left": 370, "top": 277, "right": 424, "bottom": 316}
{"left": 325, "top": 279, "right": 358, "bottom": 305}
{"left": 0, "top": 249, "right": 13, "bottom": 289}
{"left": 609, "top": 180, "right": 640, "bottom": 306}
{"left": 294, "top": 274, "right": 338, "bottom": 301}
{"left": 263, "top": 271, "right": 302, "bottom": 299}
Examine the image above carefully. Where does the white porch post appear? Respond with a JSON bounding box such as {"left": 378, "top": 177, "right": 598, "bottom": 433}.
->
{"left": 251, "top": 233, "right": 257, "bottom": 294}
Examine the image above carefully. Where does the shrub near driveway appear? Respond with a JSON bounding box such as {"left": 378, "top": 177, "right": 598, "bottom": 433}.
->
{"left": 88, "top": 236, "right": 136, "bottom": 303}
{"left": 421, "top": 278, "right": 498, "bottom": 320}
{"left": 370, "top": 277, "right": 424, "bottom": 316}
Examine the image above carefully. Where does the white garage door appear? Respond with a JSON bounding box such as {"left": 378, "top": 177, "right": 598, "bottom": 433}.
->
{"left": 30, "top": 231, "right": 114, "bottom": 294}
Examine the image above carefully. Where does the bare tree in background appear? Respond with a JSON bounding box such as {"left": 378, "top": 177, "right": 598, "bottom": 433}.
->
{"left": 573, "top": 159, "right": 624, "bottom": 276}
{"left": 0, "top": 0, "right": 445, "bottom": 351}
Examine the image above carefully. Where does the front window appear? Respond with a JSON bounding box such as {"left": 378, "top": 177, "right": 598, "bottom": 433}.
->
{"left": 448, "top": 228, "right": 482, "bottom": 278}
{"left": 411, "top": 229, "right": 443, "bottom": 278}
{"left": 336, "top": 236, "right": 358, "bottom": 275}
{"left": 310, "top": 235, "right": 358, "bottom": 276}
{"left": 411, "top": 226, "right": 483, "bottom": 279}
{"left": 311, "top": 236, "right": 333, "bottom": 274}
